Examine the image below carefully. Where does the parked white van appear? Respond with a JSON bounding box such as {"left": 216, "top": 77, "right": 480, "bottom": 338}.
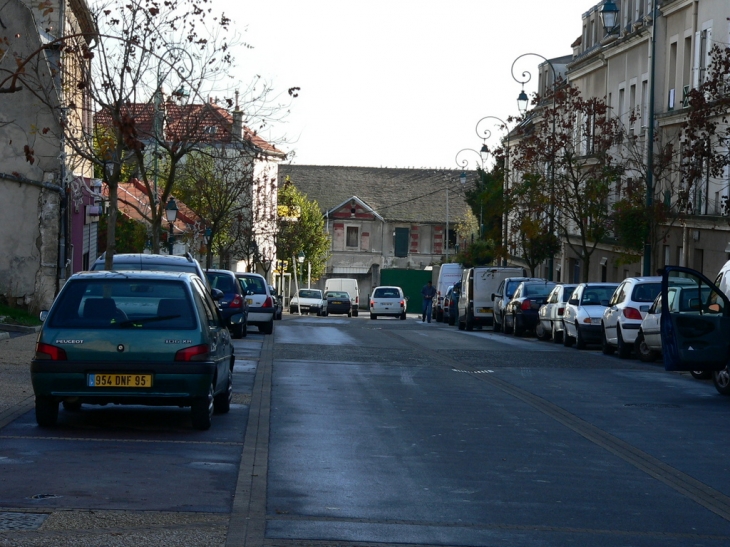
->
{"left": 458, "top": 266, "right": 524, "bottom": 331}
{"left": 324, "top": 278, "right": 360, "bottom": 316}
{"left": 434, "top": 263, "right": 463, "bottom": 322}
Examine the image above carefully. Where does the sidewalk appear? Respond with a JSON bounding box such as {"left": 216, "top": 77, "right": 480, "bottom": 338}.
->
{"left": 0, "top": 331, "right": 36, "bottom": 420}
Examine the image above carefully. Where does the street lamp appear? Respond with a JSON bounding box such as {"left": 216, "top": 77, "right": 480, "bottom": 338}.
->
{"left": 512, "top": 53, "right": 558, "bottom": 281}
{"left": 165, "top": 197, "right": 178, "bottom": 255}
{"left": 204, "top": 227, "right": 212, "bottom": 269}
{"left": 599, "top": 1, "right": 620, "bottom": 35}
{"left": 476, "top": 116, "right": 511, "bottom": 266}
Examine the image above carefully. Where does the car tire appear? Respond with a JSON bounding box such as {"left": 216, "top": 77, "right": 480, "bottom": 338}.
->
{"left": 448, "top": 313, "right": 456, "bottom": 326}
{"left": 458, "top": 317, "right": 465, "bottom": 330}
{"left": 400, "top": 313, "right": 406, "bottom": 320}
{"left": 370, "top": 313, "right": 377, "bottom": 320}
{"left": 601, "top": 326, "right": 615, "bottom": 355}
{"left": 232, "top": 323, "right": 245, "bottom": 339}
{"left": 552, "top": 322, "right": 563, "bottom": 343}
{"left": 436, "top": 310, "right": 444, "bottom": 323}
{"left": 536, "top": 322, "right": 550, "bottom": 341}
{"left": 513, "top": 316, "right": 525, "bottom": 337}
{"left": 62, "top": 399, "right": 82, "bottom": 412}
{"left": 616, "top": 326, "right": 631, "bottom": 359}
{"left": 575, "top": 327, "right": 586, "bottom": 349}
{"left": 635, "top": 333, "right": 658, "bottom": 363}
{"left": 35, "top": 397, "right": 59, "bottom": 427}
{"left": 191, "top": 384, "right": 214, "bottom": 430}
{"left": 240, "top": 321, "right": 247, "bottom": 338}
{"left": 353, "top": 310, "right": 359, "bottom": 317}
{"left": 563, "top": 327, "right": 574, "bottom": 347}
{"left": 503, "top": 314, "right": 513, "bottom": 335}
{"left": 690, "top": 370, "right": 712, "bottom": 380}
{"left": 347, "top": 311, "right": 352, "bottom": 317}
{"left": 260, "top": 319, "right": 274, "bottom": 335}
{"left": 493, "top": 317, "right": 502, "bottom": 333}
{"left": 713, "top": 368, "right": 730, "bottom": 395}
{"left": 465, "top": 311, "right": 474, "bottom": 331}
{"left": 289, "top": 307, "right": 296, "bottom": 315}
{"left": 213, "top": 368, "right": 232, "bottom": 414}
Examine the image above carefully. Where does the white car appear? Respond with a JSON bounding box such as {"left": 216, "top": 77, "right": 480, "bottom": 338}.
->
{"left": 236, "top": 272, "right": 275, "bottom": 334}
{"left": 601, "top": 276, "right": 662, "bottom": 359}
{"left": 562, "top": 283, "right": 619, "bottom": 349}
{"left": 289, "top": 288, "right": 326, "bottom": 315}
{"left": 369, "top": 286, "right": 407, "bottom": 320}
{"left": 636, "top": 282, "right": 711, "bottom": 364}
{"left": 536, "top": 283, "right": 577, "bottom": 342}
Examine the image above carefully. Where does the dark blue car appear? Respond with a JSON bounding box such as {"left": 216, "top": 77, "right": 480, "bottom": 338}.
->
{"left": 206, "top": 269, "right": 248, "bottom": 338}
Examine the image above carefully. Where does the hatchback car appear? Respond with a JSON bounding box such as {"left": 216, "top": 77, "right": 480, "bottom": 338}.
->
{"left": 370, "top": 286, "right": 407, "bottom": 320}
{"left": 492, "top": 277, "right": 544, "bottom": 332}
{"left": 289, "top": 289, "right": 326, "bottom": 315}
{"left": 442, "top": 283, "right": 459, "bottom": 326}
{"left": 236, "top": 273, "right": 275, "bottom": 334}
{"left": 601, "top": 276, "right": 662, "bottom": 358}
{"left": 269, "top": 286, "right": 284, "bottom": 320}
{"left": 324, "top": 291, "right": 352, "bottom": 316}
{"left": 30, "top": 271, "right": 237, "bottom": 430}
{"left": 206, "top": 269, "right": 248, "bottom": 338}
{"left": 503, "top": 281, "right": 556, "bottom": 336}
{"left": 536, "top": 283, "right": 577, "bottom": 342}
{"left": 562, "top": 283, "right": 619, "bottom": 349}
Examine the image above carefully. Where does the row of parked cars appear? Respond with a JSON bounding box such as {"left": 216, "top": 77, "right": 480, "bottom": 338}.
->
{"left": 436, "top": 260, "right": 730, "bottom": 396}
{"left": 31, "top": 253, "right": 284, "bottom": 430}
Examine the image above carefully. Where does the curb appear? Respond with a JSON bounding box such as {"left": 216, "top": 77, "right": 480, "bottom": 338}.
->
{"left": 0, "top": 323, "right": 42, "bottom": 334}
{"left": 0, "top": 332, "right": 8, "bottom": 340}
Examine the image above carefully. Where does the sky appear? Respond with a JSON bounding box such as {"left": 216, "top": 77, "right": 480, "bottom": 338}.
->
{"left": 215, "top": 0, "right": 587, "bottom": 170}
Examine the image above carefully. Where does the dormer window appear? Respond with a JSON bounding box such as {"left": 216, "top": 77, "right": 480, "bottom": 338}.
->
{"left": 203, "top": 126, "right": 218, "bottom": 134}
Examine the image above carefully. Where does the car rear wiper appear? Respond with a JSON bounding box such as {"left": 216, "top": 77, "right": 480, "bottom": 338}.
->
{"left": 116, "top": 315, "right": 181, "bottom": 328}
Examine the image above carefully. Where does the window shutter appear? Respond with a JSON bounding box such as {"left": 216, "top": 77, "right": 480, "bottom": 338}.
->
{"left": 693, "top": 31, "right": 701, "bottom": 89}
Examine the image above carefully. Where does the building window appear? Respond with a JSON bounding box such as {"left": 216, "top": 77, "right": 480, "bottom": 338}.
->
{"left": 394, "top": 228, "right": 409, "bottom": 257}
{"left": 346, "top": 226, "right": 359, "bottom": 249}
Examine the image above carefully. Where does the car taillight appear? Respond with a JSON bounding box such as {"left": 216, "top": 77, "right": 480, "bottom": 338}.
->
{"left": 521, "top": 300, "right": 532, "bottom": 311}
{"left": 623, "top": 307, "right": 642, "bottom": 320}
{"left": 230, "top": 295, "right": 243, "bottom": 308}
{"left": 262, "top": 296, "right": 273, "bottom": 308}
{"left": 370, "top": 300, "right": 374, "bottom": 308}
{"left": 175, "top": 344, "right": 210, "bottom": 362}
{"left": 400, "top": 299, "right": 405, "bottom": 308}
{"left": 355, "top": 296, "right": 359, "bottom": 304}
{"left": 557, "top": 307, "right": 565, "bottom": 315}
{"left": 34, "top": 343, "right": 67, "bottom": 361}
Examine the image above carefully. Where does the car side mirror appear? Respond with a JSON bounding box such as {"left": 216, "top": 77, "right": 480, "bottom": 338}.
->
{"left": 211, "top": 288, "right": 224, "bottom": 301}
{"left": 569, "top": 298, "right": 579, "bottom": 305}
{"left": 491, "top": 293, "right": 496, "bottom": 301}
{"left": 39, "top": 310, "right": 49, "bottom": 322}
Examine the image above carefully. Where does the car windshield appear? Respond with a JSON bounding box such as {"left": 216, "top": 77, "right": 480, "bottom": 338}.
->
{"left": 238, "top": 276, "right": 267, "bottom": 295}
{"left": 48, "top": 279, "right": 196, "bottom": 330}
{"left": 374, "top": 288, "right": 400, "bottom": 298}
{"left": 299, "top": 290, "right": 322, "bottom": 299}
{"left": 581, "top": 286, "right": 617, "bottom": 305}
{"left": 631, "top": 282, "right": 661, "bottom": 303}
{"left": 522, "top": 283, "right": 555, "bottom": 297}
{"left": 327, "top": 292, "right": 349, "bottom": 299}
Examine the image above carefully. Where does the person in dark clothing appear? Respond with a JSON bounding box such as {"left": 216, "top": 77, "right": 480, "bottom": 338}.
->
{"left": 421, "top": 281, "right": 437, "bottom": 323}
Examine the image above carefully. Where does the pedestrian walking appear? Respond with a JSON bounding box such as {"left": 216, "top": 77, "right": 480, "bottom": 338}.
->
{"left": 421, "top": 281, "right": 436, "bottom": 323}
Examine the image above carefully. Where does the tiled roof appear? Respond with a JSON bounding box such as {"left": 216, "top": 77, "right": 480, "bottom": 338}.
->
{"left": 278, "top": 165, "right": 470, "bottom": 223}
{"left": 94, "top": 101, "right": 284, "bottom": 156}
{"left": 103, "top": 179, "right": 201, "bottom": 235}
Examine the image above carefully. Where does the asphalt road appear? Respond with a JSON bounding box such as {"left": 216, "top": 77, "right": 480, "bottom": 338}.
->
{"left": 263, "top": 314, "right": 730, "bottom": 547}
{"left": 3, "top": 314, "right": 730, "bottom": 547}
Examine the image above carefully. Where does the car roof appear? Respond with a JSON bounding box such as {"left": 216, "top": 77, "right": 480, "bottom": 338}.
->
{"left": 620, "top": 276, "right": 662, "bottom": 283}
{"left": 69, "top": 270, "right": 196, "bottom": 282}
{"left": 93, "top": 253, "right": 197, "bottom": 265}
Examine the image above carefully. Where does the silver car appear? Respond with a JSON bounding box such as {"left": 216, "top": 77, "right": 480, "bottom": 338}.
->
{"left": 537, "top": 283, "right": 577, "bottom": 342}
{"left": 562, "top": 283, "right": 619, "bottom": 350}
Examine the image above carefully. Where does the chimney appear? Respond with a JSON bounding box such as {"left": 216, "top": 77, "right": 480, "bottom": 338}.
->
{"left": 232, "top": 90, "right": 243, "bottom": 140}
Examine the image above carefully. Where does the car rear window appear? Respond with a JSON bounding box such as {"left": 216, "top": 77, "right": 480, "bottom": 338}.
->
{"left": 374, "top": 288, "right": 400, "bottom": 298}
{"left": 581, "top": 286, "right": 617, "bottom": 305}
{"left": 523, "top": 283, "right": 555, "bottom": 296}
{"left": 207, "top": 272, "right": 236, "bottom": 293}
{"left": 48, "top": 279, "right": 196, "bottom": 330}
{"left": 631, "top": 282, "right": 661, "bottom": 303}
{"left": 299, "top": 290, "right": 322, "bottom": 299}
{"left": 238, "top": 276, "right": 267, "bottom": 294}
{"left": 327, "top": 292, "right": 349, "bottom": 299}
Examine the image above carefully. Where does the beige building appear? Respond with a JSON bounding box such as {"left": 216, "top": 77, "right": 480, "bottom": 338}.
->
{"left": 510, "top": 0, "right": 730, "bottom": 282}
{"left": 0, "top": 0, "right": 96, "bottom": 310}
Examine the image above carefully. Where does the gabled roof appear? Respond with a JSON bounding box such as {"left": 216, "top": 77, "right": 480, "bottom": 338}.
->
{"left": 94, "top": 101, "right": 284, "bottom": 157}
{"left": 326, "top": 195, "right": 384, "bottom": 222}
{"left": 278, "top": 165, "right": 469, "bottom": 224}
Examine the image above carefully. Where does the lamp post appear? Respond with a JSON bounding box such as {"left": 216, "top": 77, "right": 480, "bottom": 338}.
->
{"left": 476, "top": 116, "right": 511, "bottom": 266}
{"left": 204, "top": 227, "right": 212, "bottom": 269}
{"left": 165, "top": 197, "right": 178, "bottom": 255}
{"left": 511, "top": 53, "right": 558, "bottom": 281}
{"left": 456, "top": 149, "right": 484, "bottom": 252}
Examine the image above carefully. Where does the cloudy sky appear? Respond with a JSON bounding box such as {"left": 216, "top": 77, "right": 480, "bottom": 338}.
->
{"left": 216, "top": 0, "right": 585, "bottom": 170}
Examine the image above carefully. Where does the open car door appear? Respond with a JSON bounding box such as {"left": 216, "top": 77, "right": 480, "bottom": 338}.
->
{"left": 661, "top": 266, "right": 730, "bottom": 372}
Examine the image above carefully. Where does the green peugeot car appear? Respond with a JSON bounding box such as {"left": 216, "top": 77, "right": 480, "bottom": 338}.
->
{"left": 30, "top": 271, "right": 240, "bottom": 430}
